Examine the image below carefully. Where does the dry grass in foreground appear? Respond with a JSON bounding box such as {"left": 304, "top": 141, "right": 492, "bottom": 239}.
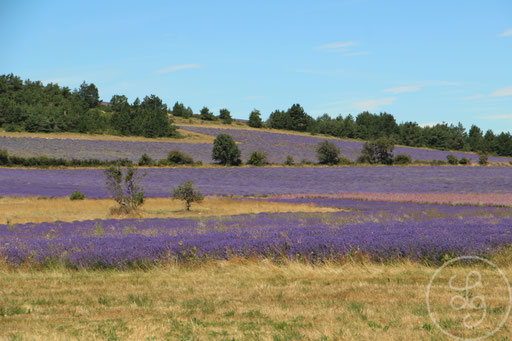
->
{"left": 0, "top": 196, "right": 341, "bottom": 224}
{"left": 1, "top": 260, "right": 511, "bottom": 340}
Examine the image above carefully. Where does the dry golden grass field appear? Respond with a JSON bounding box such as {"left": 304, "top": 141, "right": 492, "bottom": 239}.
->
{"left": 0, "top": 128, "right": 215, "bottom": 144}
{"left": 1, "top": 260, "right": 512, "bottom": 340}
{"left": 0, "top": 197, "right": 340, "bottom": 225}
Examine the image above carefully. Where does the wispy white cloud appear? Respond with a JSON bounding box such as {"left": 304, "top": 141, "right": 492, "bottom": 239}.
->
{"left": 490, "top": 86, "right": 512, "bottom": 97}
{"left": 482, "top": 114, "right": 512, "bottom": 119}
{"left": 500, "top": 29, "right": 512, "bottom": 37}
{"left": 351, "top": 97, "right": 396, "bottom": 111}
{"left": 155, "top": 64, "right": 201, "bottom": 74}
{"left": 316, "top": 41, "right": 357, "bottom": 50}
{"left": 342, "top": 52, "right": 369, "bottom": 57}
{"left": 382, "top": 85, "right": 421, "bottom": 94}
{"left": 463, "top": 94, "right": 485, "bottom": 100}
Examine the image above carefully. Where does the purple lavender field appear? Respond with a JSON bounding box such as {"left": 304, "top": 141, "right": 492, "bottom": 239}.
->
{"left": 0, "top": 136, "right": 213, "bottom": 163}
{"left": 2, "top": 126, "right": 510, "bottom": 163}
{"left": 2, "top": 200, "right": 511, "bottom": 268}
{"left": 179, "top": 126, "right": 512, "bottom": 163}
{"left": 1, "top": 166, "right": 511, "bottom": 198}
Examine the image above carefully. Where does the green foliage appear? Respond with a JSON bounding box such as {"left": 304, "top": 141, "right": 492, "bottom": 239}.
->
{"left": 284, "top": 155, "right": 294, "bottom": 165}
{"left": 300, "top": 159, "right": 315, "bottom": 165}
{"left": 247, "top": 150, "right": 268, "bottom": 166}
{"left": 104, "top": 165, "right": 145, "bottom": 213}
{"left": 172, "top": 181, "right": 204, "bottom": 211}
{"left": 357, "top": 137, "right": 395, "bottom": 165}
{"left": 219, "top": 108, "right": 232, "bottom": 124}
{"left": 248, "top": 109, "right": 263, "bottom": 128}
{"left": 0, "top": 149, "right": 8, "bottom": 165}
{"left": 266, "top": 104, "right": 313, "bottom": 131}
{"left": 138, "top": 153, "right": 155, "bottom": 166}
{"left": 69, "top": 190, "right": 85, "bottom": 200}
{"left": 316, "top": 140, "right": 341, "bottom": 165}
{"left": 212, "top": 134, "right": 241, "bottom": 166}
{"left": 478, "top": 152, "right": 488, "bottom": 165}
{"left": 446, "top": 155, "right": 459, "bottom": 165}
{"left": 139, "top": 95, "right": 176, "bottom": 138}
{"left": 78, "top": 81, "right": 100, "bottom": 108}
{"left": 172, "top": 102, "right": 193, "bottom": 118}
{"left": 430, "top": 159, "right": 448, "bottom": 166}
{"left": 0, "top": 74, "right": 180, "bottom": 138}
{"left": 199, "top": 106, "right": 214, "bottom": 121}
{"left": 167, "top": 150, "right": 194, "bottom": 165}
{"left": 0, "top": 150, "right": 135, "bottom": 168}
{"left": 393, "top": 154, "right": 412, "bottom": 165}
{"left": 459, "top": 157, "right": 471, "bottom": 165}
{"left": 338, "top": 157, "right": 352, "bottom": 165}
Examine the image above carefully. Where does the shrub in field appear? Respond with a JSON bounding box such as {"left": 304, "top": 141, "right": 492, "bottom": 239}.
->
{"left": 69, "top": 190, "right": 85, "bottom": 200}
{"left": 284, "top": 155, "right": 295, "bottom": 165}
{"left": 316, "top": 140, "right": 341, "bottom": 165}
{"left": 167, "top": 150, "right": 194, "bottom": 165}
{"left": 478, "top": 152, "right": 488, "bottom": 165}
{"left": 338, "top": 157, "right": 353, "bottom": 165}
{"left": 430, "top": 159, "right": 448, "bottom": 166}
{"left": 301, "top": 159, "right": 315, "bottom": 165}
{"left": 212, "top": 134, "right": 241, "bottom": 166}
{"left": 248, "top": 109, "right": 263, "bottom": 128}
{"left": 357, "top": 137, "right": 394, "bottom": 165}
{"left": 172, "top": 181, "right": 204, "bottom": 211}
{"left": 394, "top": 154, "right": 412, "bottom": 165}
{"left": 0, "top": 150, "right": 9, "bottom": 165}
{"left": 138, "top": 153, "right": 155, "bottom": 166}
{"left": 104, "top": 165, "right": 145, "bottom": 214}
{"left": 446, "top": 154, "right": 458, "bottom": 165}
{"left": 219, "top": 108, "right": 232, "bottom": 124}
{"left": 459, "top": 157, "right": 471, "bottom": 165}
{"left": 247, "top": 151, "right": 268, "bottom": 166}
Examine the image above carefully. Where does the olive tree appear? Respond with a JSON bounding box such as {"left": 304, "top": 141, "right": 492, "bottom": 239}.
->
{"left": 172, "top": 181, "right": 204, "bottom": 211}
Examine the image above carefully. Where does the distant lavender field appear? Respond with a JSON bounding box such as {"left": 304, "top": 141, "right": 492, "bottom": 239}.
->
{"left": 1, "top": 166, "right": 511, "bottom": 198}
{"left": 1, "top": 126, "right": 510, "bottom": 163}
{"left": 0, "top": 136, "right": 213, "bottom": 162}
{"left": 180, "top": 126, "right": 511, "bottom": 163}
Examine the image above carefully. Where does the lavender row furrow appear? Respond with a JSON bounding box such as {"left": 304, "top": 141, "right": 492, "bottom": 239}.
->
{"left": 2, "top": 203, "right": 512, "bottom": 267}
{"left": 1, "top": 166, "right": 511, "bottom": 198}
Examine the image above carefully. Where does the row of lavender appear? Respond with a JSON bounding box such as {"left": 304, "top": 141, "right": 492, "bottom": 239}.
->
{"left": 2, "top": 126, "right": 510, "bottom": 163}
{"left": 2, "top": 200, "right": 511, "bottom": 268}
{"left": 1, "top": 166, "right": 511, "bottom": 198}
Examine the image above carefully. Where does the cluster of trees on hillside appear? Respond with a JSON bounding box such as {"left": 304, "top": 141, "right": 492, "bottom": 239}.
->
{"left": 0, "top": 74, "right": 179, "bottom": 138}
{"left": 2, "top": 74, "right": 511, "bottom": 156}
{"left": 265, "top": 104, "right": 512, "bottom": 157}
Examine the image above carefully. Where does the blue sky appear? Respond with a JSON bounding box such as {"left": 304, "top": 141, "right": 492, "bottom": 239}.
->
{"left": 1, "top": 0, "right": 511, "bottom": 132}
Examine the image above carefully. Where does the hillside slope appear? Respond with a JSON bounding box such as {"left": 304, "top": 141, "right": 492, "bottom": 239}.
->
{"left": 1, "top": 124, "right": 510, "bottom": 164}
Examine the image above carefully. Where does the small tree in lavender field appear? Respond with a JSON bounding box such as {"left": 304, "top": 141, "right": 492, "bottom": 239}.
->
{"left": 105, "top": 165, "right": 145, "bottom": 214}
{"left": 172, "top": 181, "right": 204, "bottom": 211}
